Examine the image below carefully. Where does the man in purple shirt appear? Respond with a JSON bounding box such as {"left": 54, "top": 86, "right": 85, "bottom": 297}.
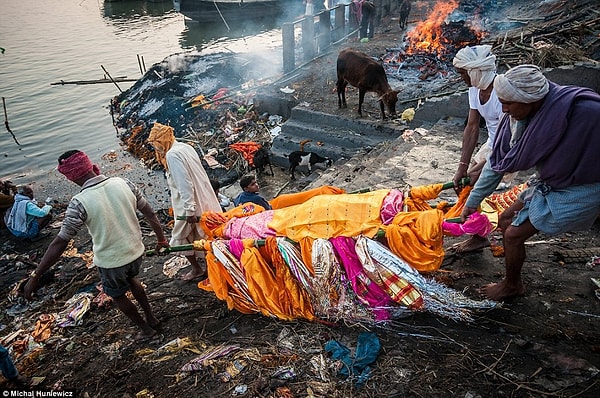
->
{"left": 461, "top": 65, "right": 600, "bottom": 301}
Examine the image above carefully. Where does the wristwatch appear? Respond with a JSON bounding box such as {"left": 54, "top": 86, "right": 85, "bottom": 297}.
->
{"left": 30, "top": 270, "right": 39, "bottom": 278}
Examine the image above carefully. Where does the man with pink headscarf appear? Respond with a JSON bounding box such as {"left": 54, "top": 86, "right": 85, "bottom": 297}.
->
{"left": 461, "top": 65, "right": 600, "bottom": 301}
{"left": 23, "top": 150, "right": 169, "bottom": 342}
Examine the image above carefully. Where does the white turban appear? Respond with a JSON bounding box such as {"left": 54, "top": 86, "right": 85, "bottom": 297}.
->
{"left": 452, "top": 45, "right": 497, "bottom": 90}
{"left": 493, "top": 64, "right": 549, "bottom": 103}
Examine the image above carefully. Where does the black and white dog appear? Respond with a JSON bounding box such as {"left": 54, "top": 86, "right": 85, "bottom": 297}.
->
{"left": 288, "top": 151, "right": 332, "bottom": 180}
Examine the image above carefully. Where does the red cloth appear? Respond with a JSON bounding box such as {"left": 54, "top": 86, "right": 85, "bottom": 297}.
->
{"left": 57, "top": 151, "right": 100, "bottom": 181}
{"left": 229, "top": 142, "right": 262, "bottom": 167}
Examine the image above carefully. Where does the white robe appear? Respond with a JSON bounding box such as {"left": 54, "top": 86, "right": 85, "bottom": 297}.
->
{"left": 166, "top": 141, "right": 221, "bottom": 250}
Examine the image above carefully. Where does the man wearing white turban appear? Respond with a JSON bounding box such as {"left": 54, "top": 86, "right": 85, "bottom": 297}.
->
{"left": 461, "top": 64, "right": 600, "bottom": 301}
{"left": 450, "top": 45, "right": 513, "bottom": 253}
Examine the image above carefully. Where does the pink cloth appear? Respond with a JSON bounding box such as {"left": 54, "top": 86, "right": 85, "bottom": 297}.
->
{"left": 380, "top": 189, "right": 404, "bottom": 225}
{"left": 224, "top": 211, "right": 276, "bottom": 240}
{"left": 330, "top": 236, "right": 394, "bottom": 320}
{"left": 57, "top": 151, "right": 100, "bottom": 181}
{"left": 442, "top": 212, "right": 494, "bottom": 237}
{"left": 227, "top": 239, "right": 245, "bottom": 259}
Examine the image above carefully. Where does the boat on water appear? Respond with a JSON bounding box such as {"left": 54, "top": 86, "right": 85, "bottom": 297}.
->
{"left": 173, "top": 0, "right": 304, "bottom": 24}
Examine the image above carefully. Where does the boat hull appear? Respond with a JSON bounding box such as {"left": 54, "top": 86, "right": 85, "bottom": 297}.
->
{"left": 175, "top": 0, "right": 297, "bottom": 23}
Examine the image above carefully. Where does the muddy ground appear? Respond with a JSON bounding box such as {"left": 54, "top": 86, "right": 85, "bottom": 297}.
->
{"left": 2, "top": 0, "right": 600, "bottom": 397}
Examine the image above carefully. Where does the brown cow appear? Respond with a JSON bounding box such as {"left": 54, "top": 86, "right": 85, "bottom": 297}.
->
{"left": 336, "top": 48, "right": 399, "bottom": 119}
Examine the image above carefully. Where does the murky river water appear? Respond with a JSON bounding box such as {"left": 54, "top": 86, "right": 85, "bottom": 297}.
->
{"left": 0, "top": 0, "right": 291, "bottom": 182}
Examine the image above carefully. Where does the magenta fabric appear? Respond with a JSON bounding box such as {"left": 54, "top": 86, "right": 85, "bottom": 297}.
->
{"left": 330, "top": 236, "right": 394, "bottom": 320}
{"left": 227, "top": 238, "right": 245, "bottom": 259}
{"left": 442, "top": 212, "right": 494, "bottom": 237}
{"left": 57, "top": 151, "right": 100, "bottom": 181}
{"left": 224, "top": 210, "right": 276, "bottom": 240}
{"left": 380, "top": 189, "right": 404, "bottom": 225}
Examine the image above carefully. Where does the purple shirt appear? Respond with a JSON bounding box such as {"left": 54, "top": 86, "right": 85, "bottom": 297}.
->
{"left": 489, "top": 82, "right": 600, "bottom": 189}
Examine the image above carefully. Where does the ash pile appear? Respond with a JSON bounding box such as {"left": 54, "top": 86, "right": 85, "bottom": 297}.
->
{"left": 110, "top": 51, "right": 287, "bottom": 185}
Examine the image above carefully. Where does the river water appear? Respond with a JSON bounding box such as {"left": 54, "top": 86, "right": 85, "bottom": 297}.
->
{"left": 0, "top": 0, "right": 296, "bottom": 183}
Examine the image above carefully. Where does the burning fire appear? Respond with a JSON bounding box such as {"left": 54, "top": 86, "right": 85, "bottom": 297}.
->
{"left": 406, "top": 0, "right": 484, "bottom": 57}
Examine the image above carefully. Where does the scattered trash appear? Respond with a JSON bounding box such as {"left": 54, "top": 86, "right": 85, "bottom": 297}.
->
{"left": 324, "top": 332, "right": 380, "bottom": 387}
{"left": 56, "top": 292, "right": 94, "bottom": 327}
{"left": 233, "top": 384, "right": 248, "bottom": 396}
{"left": 592, "top": 277, "right": 600, "bottom": 301}
{"left": 180, "top": 344, "right": 240, "bottom": 373}
{"left": 272, "top": 367, "right": 297, "bottom": 380}
{"left": 219, "top": 359, "right": 247, "bottom": 382}
{"left": 135, "top": 389, "right": 155, "bottom": 398}
{"left": 280, "top": 86, "right": 295, "bottom": 94}
{"left": 162, "top": 256, "right": 190, "bottom": 278}
{"left": 400, "top": 107, "right": 415, "bottom": 122}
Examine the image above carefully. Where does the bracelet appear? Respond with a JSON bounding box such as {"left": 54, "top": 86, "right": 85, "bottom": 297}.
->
{"left": 157, "top": 240, "right": 169, "bottom": 245}
{"left": 30, "top": 270, "right": 39, "bottom": 278}
{"left": 458, "top": 161, "right": 469, "bottom": 166}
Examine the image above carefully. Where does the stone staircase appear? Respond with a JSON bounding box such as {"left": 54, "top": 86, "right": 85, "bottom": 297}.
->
{"left": 307, "top": 116, "right": 467, "bottom": 197}
{"left": 269, "top": 106, "right": 405, "bottom": 168}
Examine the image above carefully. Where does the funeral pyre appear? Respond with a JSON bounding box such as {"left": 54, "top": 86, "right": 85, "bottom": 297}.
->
{"left": 110, "top": 52, "right": 287, "bottom": 186}
{"left": 381, "top": 0, "right": 488, "bottom": 98}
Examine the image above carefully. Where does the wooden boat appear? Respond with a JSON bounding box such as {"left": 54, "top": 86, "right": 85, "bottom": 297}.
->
{"left": 174, "top": 0, "right": 303, "bottom": 24}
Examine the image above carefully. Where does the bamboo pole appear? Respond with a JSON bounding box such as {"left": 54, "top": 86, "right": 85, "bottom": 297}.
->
{"left": 2, "top": 97, "right": 20, "bottom": 145}
{"left": 50, "top": 77, "right": 137, "bottom": 86}
{"left": 137, "top": 54, "right": 144, "bottom": 75}
{"left": 100, "top": 65, "right": 123, "bottom": 93}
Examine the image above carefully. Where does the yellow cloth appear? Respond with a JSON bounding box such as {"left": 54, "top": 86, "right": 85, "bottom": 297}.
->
{"left": 147, "top": 122, "right": 175, "bottom": 169}
{"left": 241, "top": 238, "right": 315, "bottom": 321}
{"left": 270, "top": 186, "right": 346, "bottom": 209}
{"left": 198, "top": 240, "right": 257, "bottom": 314}
{"left": 268, "top": 190, "right": 390, "bottom": 241}
{"left": 385, "top": 209, "right": 445, "bottom": 272}
{"left": 404, "top": 183, "right": 444, "bottom": 211}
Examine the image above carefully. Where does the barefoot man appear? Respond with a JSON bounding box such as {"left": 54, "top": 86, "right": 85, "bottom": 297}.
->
{"left": 147, "top": 123, "right": 222, "bottom": 281}
{"left": 451, "top": 45, "right": 516, "bottom": 253}
{"left": 460, "top": 65, "right": 600, "bottom": 301}
{"left": 23, "top": 150, "right": 169, "bottom": 342}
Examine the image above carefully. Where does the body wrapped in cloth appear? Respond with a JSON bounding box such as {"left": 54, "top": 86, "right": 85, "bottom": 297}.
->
{"left": 189, "top": 183, "right": 524, "bottom": 323}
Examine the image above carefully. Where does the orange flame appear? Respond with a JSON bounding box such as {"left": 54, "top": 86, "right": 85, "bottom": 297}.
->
{"left": 406, "top": 0, "right": 459, "bottom": 55}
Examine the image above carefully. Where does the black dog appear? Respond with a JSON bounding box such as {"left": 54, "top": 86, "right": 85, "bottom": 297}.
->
{"left": 288, "top": 151, "right": 332, "bottom": 180}
{"left": 253, "top": 147, "right": 274, "bottom": 176}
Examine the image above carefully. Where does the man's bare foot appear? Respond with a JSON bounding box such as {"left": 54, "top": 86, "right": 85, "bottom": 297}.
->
{"left": 11, "top": 374, "right": 32, "bottom": 388}
{"left": 448, "top": 235, "right": 490, "bottom": 254}
{"left": 134, "top": 328, "right": 158, "bottom": 343}
{"left": 180, "top": 269, "right": 207, "bottom": 281}
{"left": 147, "top": 316, "right": 162, "bottom": 331}
{"left": 478, "top": 279, "right": 526, "bottom": 301}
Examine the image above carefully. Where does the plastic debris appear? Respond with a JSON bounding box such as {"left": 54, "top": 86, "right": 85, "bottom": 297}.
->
{"left": 324, "top": 332, "right": 380, "bottom": 387}
{"left": 400, "top": 107, "right": 415, "bottom": 121}
{"left": 219, "top": 359, "right": 247, "bottom": 382}
{"left": 31, "top": 314, "right": 55, "bottom": 343}
{"left": 135, "top": 389, "right": 154, "bottom": 398}
{"left": 162, "top": 255, "right": 191, "bottom": 278}
{"left": 280, "top": 86, "right": 295, "bottom": 94}
{"left": 180, "top": 344, "right": 240, "bottom": 372}
{"left": 233, "top": 384, "right": 248, "bottom": 396}
{"left": 56, "top": 292, "right": 94, "bottom": 327}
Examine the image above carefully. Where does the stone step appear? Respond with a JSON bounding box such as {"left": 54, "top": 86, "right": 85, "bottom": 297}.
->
{"left": 270, "top": 107, "right": 403, "bottom": 167}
